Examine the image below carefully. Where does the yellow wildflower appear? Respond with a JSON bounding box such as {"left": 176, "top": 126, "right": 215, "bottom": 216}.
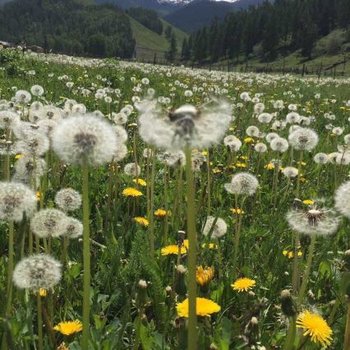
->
{"left": 196, "top": 266, "right": 215, "bottom": 286}
{"left": 53, "top": 320, "right": 83, "bottom": 336}
{"left": 122, "top": 187, "right": 143, "bottom": 197}
{"left": 201, "top": 242, "right": 218, "bottom": 249}
{"left": 176, "top": 297, "right": 221, "bottom": 317}
{"left": 231, "top": 277, "right": 256, "bottom": 292}
{"left": 296, "top": 311, "right": 332, "bottom": 347}
{"left": 161, "top": 240, "right": 189, "bottom": 256}
{"left": 134, "top": 217, "right": 149, "bottom": 227}
{"left": 15, "top": 154, "right": 23, "bottom": 160}
{"left": 230, "top": 208, "right": 245, "bottom": 215}
{"left": 133, "top": 178, "right": 147, "bottom": 186}
{"left": 244, "top": 137, "right": 254, "bottom": 144}
{"left": 154, "top": 209, "right": 169, "bottom": 217}
{"left": 303, "top": 199, "right": 314, "bottom": 206}
{"left": 264, "top": 163, "right": 275, "bottom": 170}
{"left": 39, "top": 288, "right": 47, "bottom": 297}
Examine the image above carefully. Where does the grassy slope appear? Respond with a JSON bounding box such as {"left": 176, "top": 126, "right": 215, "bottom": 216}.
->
{"left": 129, "top": 16, "right": 188, "bottom": 61}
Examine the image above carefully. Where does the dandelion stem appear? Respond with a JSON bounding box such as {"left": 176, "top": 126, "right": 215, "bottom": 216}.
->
{"left": 36, "top": 294, "right": 43, "bottom": 350}
{"left": 81, "top": 161, "right": 91, "bottom": 349}
{"left": 185, "top": 146, "right": 197, "bottom": 350}
{"left": 5, "top": 221, "right": 15, "bottom": 317}
{"left": 298, "top": 234, "right": 317, "bottom": 304}
{"left": 292, "top": 232, "right": 300, "bottom": 293}
{"left": 148, "top": 148, "right": 156, "bottom": 257}
{"left": 283, "top": 316, "right": 296, "bottom": 350}
{"left": 343, "top": 302, "right": 350, "bottom": 350}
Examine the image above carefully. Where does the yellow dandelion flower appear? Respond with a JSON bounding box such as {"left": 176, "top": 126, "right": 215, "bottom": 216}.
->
{"left": 212, "top": 167, "right": 222, "bottom": 174}
{"left": 288, "top": 251, "right": 294, "bottom": 259}
{"left": 196, "top": 266, "right": 215, "bottom": 286}
{"left": 36, "top": 192, "right": 41, "bottom": 201}
{"left": 154, "top": 209, "right": 169, "bottom": 217}
{"left": 133, "top": 178, "right": 147, "bottom": 186}
{"left": 15, "top": 154, "right": 23, "bottom": 160}
{"left": 134, "top": 217, "right": 149, "bottom": 227}
{"left": 235, "top": 162, "right": 248, "bottom": 168}
{"left": 244, "top": 137, "right": 254, "bottom": 144}
{"left": 176, "top": 297, "right": 221, "bottom": 317}
{"left": 122, "top": 187, "right": 143, "bottom": 197}
{"left": 282, "top": 250, "right": 289, "bottom": 256}
{"left": 264, "top": 163, "right": 275, "bottom": 170}
{"left": 161, "top": 240, "right": 189, "bottom": 256}
{"left": 231, "top": 277, "right": 256, "bottom": 292}
{"left": 53, "top": 320, "right": 83, "bottom": 336}
{"left": 201, "top": 151, "right": 208, "bottom": 156}
{"left": 39, "top": 288, "right": 47, "bottom": 297}
{"left": 303, "top": 199, "right": 314, "bottom": 206}
{"left": 296, "top": 311, "right": 333, "bottom": 347}
{"left": 201, "top": 242, "right": 218, "bottom": 249}
{"left": 161, "top": 245, "right": 187, "bottom": 255}
{"left": 297, "top": 251, "right": 303, "bottom": 257}
{"left": 230, "top": 208, "right": 244, "bottom": 215}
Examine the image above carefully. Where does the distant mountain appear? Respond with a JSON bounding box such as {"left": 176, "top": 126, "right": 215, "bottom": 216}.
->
{"left": 164, "top": 0, "right": 264, "bottom": 32}
{"left": 95, "top": 0, "right": 179, "bottom": 15}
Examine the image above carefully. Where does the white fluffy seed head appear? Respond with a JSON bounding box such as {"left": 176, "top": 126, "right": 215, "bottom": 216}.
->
{"left": 246, "top": 126, "right": 260, "bottom": 137}
{"left": 30, "top": 209, "right": 67, "bottom": 238}
{"left": 0, "top": 182, "right": 37, "bottom": 222}
{"left": 313, "top": 153, "right": 329, "bottom": 164}
{"left": 52, "top": 114, "right": 118, "bottom": 166}
{"left": 13, "top": 254, "right": 61, "bottom": 290}
{"left": 335, "top": 181, "right": 350, "bottom": 219}
{"left": 124, "top": 162, "right": 141, "bottom": 177}
{"left": 282, "top": 167, "right": 298, "bottom": 178}
{"left": 254, "top": 142, "right": 267, "bottom": 153}
{"left": 224, "top": 135, "right": 242, "bottom": 152}
{"left": 286, "top": 208, "right": 339, "bottom": 236}
{"left": 224, "top": 172, "right": 259, "bottom": 196}
{"left": 55, "top": 188, "right": 82, "bottom": 212}
{"left": 202, "top": 216, "right": 227, "bottom": 239}
{"left": 63, "top": 217, "right": 83, "bottom": 239}
{"left": 288, "top": 127, "right": 319, "bottom": 151}
{"left": 258, "top": 113, "right": 272, "bottom": 124}
{"left": 270, "top": 137, "right": 289, "bottom": 153}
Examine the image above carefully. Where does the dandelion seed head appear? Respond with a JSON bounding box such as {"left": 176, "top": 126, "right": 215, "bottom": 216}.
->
{"left": 224, "top": 135, "right": 242, "bottom": 152}
{"left": 0, "top": 110, "right": 20, "bottom": 129}
{"left": 313, "top": 153, "right": 329, "bottom": 164}
{"left": 55, "top": 188, "right": 82, "bottom": 212}
{"left": 63, "top": 217, "right": 83, "bottom": 239}
{"left": 225, "top": 172, "right": 259, "bottom": 196}
{"left": 288, "top": 127, "right": 318, "bottom": 151}
{"left": 334, "top": 181, "right": 350, "bottom": 219}
{"left": 286, "top": 207, "right": 339, "bottom": 236}
{"left": 254, "top": 142, "right": 267, "bottom": 153}
{"left": 0, "top": 182, "right": 37, "bottom": 221}
{"left": 282, "top": 167, "right": 298, "bottom": 178}
{"left": 52, "top": 114, "right": 118, "bottom": 166}
{"left": 31, "top": 209, "right": 68, "bottom": 238}
{"left": 270, "top": 137, "right": 289, "bottom": 153}
{"left": 13, "top": 254, "right": 61, "bottom": 291}
{"left": 202, "top": 216, "right": 227, "bottom": 239}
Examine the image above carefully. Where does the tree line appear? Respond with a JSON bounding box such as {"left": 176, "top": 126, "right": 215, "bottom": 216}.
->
{"left": 181, "top": 0, "right": 350, "bottom": 63}
{"left": 0, "top": 0, "right": 135, "bottom": 58}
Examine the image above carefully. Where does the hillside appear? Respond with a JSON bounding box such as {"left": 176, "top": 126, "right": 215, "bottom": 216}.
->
{"left": 0, "top": 0, "right": 135, "bottom": 58}
{"left": 129, "top": 16, "right": 187, "bottom": 60}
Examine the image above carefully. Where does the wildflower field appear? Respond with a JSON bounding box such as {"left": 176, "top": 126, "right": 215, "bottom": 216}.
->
{"left": 1, "top": 48, "right": 350, "bottom": 350}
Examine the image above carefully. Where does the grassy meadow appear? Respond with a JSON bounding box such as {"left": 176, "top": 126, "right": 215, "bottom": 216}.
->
{"left": 0, "top": 48, "right": 350, "bottom": 350}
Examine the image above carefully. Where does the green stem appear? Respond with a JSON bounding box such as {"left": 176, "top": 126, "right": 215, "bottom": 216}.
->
{"left": 343, "top": 302, "right": 350, "bottom": 350}
{"left": 5, "top": 221, "right": 14, "bottom": 316}
{"left": 185, "top": 146, "right": 197, "bottom": 350}
{"left": 37, "top": 295, "right": 43, "bottom": 350}
{"left": 292, "top": 232, "right": 300, "bottom": 294}
{"left": 298, "top": 234, "right": 317, "bottom": 305}
{"left": 283, "top": 316, "right": 296, "bottom": 350}
{"left": 81, "top": 161, "right": 91, "bottom": 349}
{"left": 148, "top": 148, "right": 156, "bottom": 257}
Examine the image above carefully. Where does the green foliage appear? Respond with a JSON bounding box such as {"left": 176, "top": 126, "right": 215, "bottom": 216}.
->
{"left": 127, "top": 7, "right": 163, "bottom": 35}
{"left": 0, "top": 0, "right": 135, "bottom": 58}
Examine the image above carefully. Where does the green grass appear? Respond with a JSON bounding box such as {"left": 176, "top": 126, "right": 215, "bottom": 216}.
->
{"left": 129, "top": 16, "right": 188, "bottom": 61}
